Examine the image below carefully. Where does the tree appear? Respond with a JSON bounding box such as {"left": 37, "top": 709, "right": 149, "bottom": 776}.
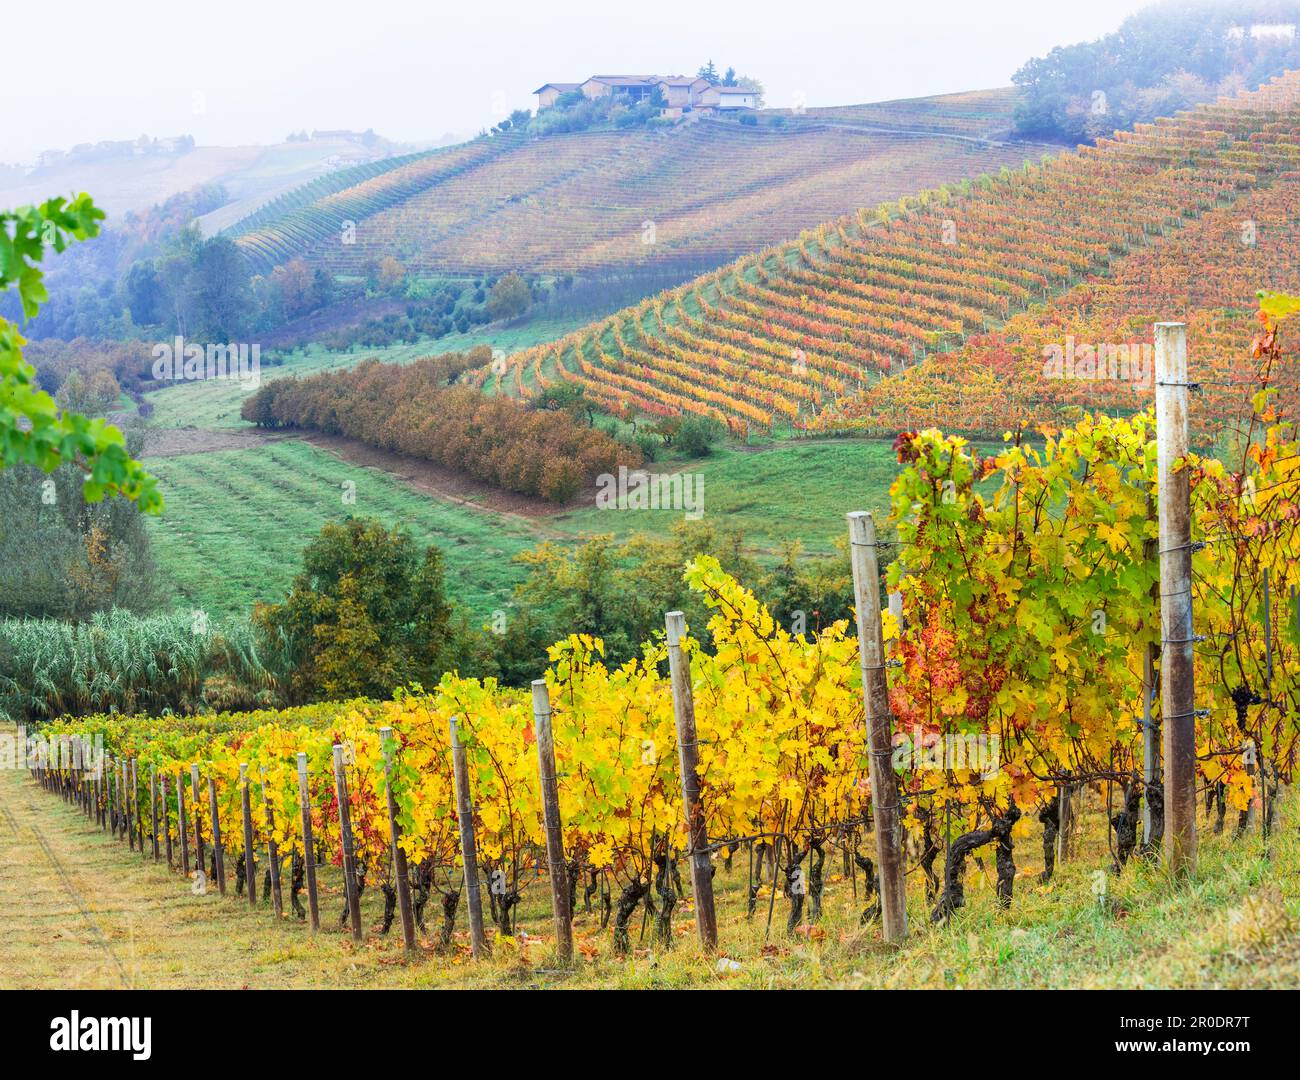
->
{"left": 190, "top": 236, "right": 251, "bottom": 339}
{"left": 56, "top": 368, "right": 121, "bottom": 416}
{"left": 0, "top": 195, "right": 160, "bottom": 511}
{"left": 0, "top": 427, "right": 163, "bottom": 619}
{"left": 123, "top": 260, "right": 164, "bottom": 325}
{"left": 485, "top": 272, "right": 531, "bottom": 321}
{"left": 722, "top": 67, "right": 738, "bottom": 86}
{"left": 697, "top": 60, "right": 719, "bottom": 84}
{"left": 253, "top": 518, "right": 453, "bottom": 702}
{"left": 377, "top": 255, "right": 407, "bottom": 293}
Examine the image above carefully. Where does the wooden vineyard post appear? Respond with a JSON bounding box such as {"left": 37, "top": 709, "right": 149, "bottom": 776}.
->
{"left": 260, "top": 768, "right": 284, "bottom": 919}
{"left": 530, "top": 681, "right": 573, "bottom": 964}
{"left": 162, "top": 775, "right": 173, "bottom": 868}
{"left": 332, "top": 744, "right": 363, "bottom": 941}
{"left": 1057, "top": 782, "right": 1074, "bottom": 865}
{"left": 1155, "top": 321, "right": 1197, "bottom": 875}
{"left": 208, "top": 776, "right": 226, "bottom": 895}
{"left": 665, "top": 611, "right": 719, "bottom": 953}
{"left": 122, "top": 759, "right": 133, "bottom": 850}
{"left": 190, "top": 764, "right": 206, "bottom": 882}
{"left": 132, "top": 759, "right": 144, "bottom": 855}
{"left": 379, "top": 727, "right": 417, "bottom": 952}
{"left": 449, "top": 716, "right": 489, "bottom": 958}
{"left": 847, "top": 511, "right": 909, "bottom": 944}
{"left": 240, "top": 764, "right": 257, "bottom": 907}
{"left": 108, "top": 754, "right": 117, "bottom": 836}
{"left": 149, "top": 765, "right": 159, "bottom": 860}
{"left": 297, "top": 753, "right": 320, "bottom": 932}
{"left": 176, "top": 771, "right": 190, "bottom": 876}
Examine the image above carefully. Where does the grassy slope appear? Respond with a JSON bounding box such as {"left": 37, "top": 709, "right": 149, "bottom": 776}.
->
{"left": 143, "top": 441, "right": 544, "bottom": 622}
{"left": 550, "top": 440, "right": 904, "bottom": 554}
{"left": 5, "top": 741, "right": 1295, "bottom": 989}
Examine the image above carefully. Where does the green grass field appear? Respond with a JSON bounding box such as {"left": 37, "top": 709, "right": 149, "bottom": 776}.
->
{"left": 551, "top": 439, "right": 904, "bottom": 554}
{"left": 143, "top": 440, "right": 545, "bottom": 622}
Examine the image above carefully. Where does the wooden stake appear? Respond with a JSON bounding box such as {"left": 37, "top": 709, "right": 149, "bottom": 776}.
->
{"left": 1155, "top": 321, "right": 1197, "bottom": 875}
{"left": 665, "top": 611, "right": 719, "bottom": 952}
{"left": 332, "top": 744, "right": 363, "bottom": 941}
{"left": 847, "top": 512, "right": 909, "bottom": 943}
{"left": 123, "top": 760, "right": 134, "bottom": 850}
{"left": 261, "top": 768, "right": 284, "bottom": 919}
{"left": 190, "top": 763, "right": 206, "bottom": 880}
{"left": 449, "top": 716, "right": 488, "bottom": 957}
{"left": 297, "top": 754, "right": 320, "bottom": 932}
{"left": 531, "top": 681, "right": 572, "bottom": 964}
{"left": 162, "top": 775, "right": 173, "bottom": 868}
{"left": 149, "top": 765, "right": 159, "bottom": 860}
{"left": 239, "top": 764, "right": 257, "bottom": 906}
{"left": 379, "top": 727, "right": 417, "bottom": 952}
{"left": 176, "top": 770, "right": 190, "bottom": 876}
{"left": 132, "top": 759, "right": 144, "bottom": 855}
{"left": 208, "top": 777, "right": 226, "bottom": 895}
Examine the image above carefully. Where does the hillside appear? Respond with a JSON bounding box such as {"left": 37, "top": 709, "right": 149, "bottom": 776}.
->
{"left": 501, "top": 71, "right": 1300, "bottom": 440}
{"left": 0, "top": 132, "right": 427, "bottom": 222}
{"left": 223, "top": 90, "right": 1055, "bottom": 277}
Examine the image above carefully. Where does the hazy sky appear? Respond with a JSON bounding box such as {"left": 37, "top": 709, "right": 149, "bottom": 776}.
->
{"left": 5, "top": 0, "right": 1158, "bottom": 162}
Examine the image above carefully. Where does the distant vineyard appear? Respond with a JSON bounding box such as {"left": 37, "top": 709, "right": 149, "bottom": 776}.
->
{"left": 504, "top": 72, "right": 1300, "bottom": 438}
{"left": 766, "top": 87, "right": 1023, "bottom": 140}
{"left": 223, "top": 96, "right": 1049, "bottom": 277}
{"left": 228, "top": 138, "right": 512, "bottom": 273}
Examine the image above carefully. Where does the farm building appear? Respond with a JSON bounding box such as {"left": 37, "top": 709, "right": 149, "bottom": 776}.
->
{"left": 533, "top": 74, "right": 753, "bottom": 115}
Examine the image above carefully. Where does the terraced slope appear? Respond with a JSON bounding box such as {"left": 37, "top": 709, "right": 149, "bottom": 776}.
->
{"left": 501, "top": 72, "right": 1300, "bottom": 439}
{"left": 767, "top": 87, "right": 1021, "bottom": 139}
{"left": 224, "top": 89, "right": 1053, "bottom": 276}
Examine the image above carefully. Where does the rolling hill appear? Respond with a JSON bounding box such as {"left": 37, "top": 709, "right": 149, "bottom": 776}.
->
{"left": 497, "top": 71, "right": 1300, "bottom": 442}
{"left": 222, "top": 90, "right": 1056, "bottom": 278}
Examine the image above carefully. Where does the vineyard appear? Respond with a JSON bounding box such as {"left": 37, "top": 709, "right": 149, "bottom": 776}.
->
{"left": 225, "top": 107, "right": 1049, "bottom": 278}
{"left": 23, "top": 314, "right": 1300, "bottom": 971}
{"left": 503, "top": 72, "right": 1300, "bottom": 439}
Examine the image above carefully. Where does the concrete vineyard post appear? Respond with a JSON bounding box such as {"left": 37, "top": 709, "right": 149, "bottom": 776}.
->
{"left": 208, "top": 777, "right": 226, "bottom": 895}
{"left": 297, "top": 753, "right": 320, "bottom": 932}
{"left": 449, "top": 716, "right": 488, "bottom": 958}
{"left": 1155, "top": 321, "right": 1197, "bottom": 875}
{"left": 847, "top": 511, "right": 909, "bottom": 944}
{"left": 332, "top": 744, "right": 363, "bottom": 941}
{"left": 380, "top": 727, "right": 417, "bottom": 952}
{"left": 261, "top": 768, "right": 284, "bottom": 919}
{"left": 531, "top": 680, "right": 573, "bottom": 964}
{"left": 240, "top": 764, "right": 257, "bottom": 906}
{"left": 665, "top": 611, "right": 720, "bottom": 952}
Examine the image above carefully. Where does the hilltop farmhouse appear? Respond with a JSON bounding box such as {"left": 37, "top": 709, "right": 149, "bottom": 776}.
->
{"left": 534, "top": 75, "right": 757, "bottom": 117}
